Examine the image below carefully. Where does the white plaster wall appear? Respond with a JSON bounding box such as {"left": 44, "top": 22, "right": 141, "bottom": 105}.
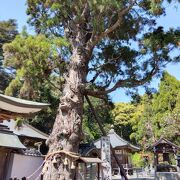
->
{"left": 9, "top": 154, "right": 44, "bottom": 180}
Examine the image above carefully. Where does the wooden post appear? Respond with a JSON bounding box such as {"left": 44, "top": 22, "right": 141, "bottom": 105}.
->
{"left": 97, "top": 163, "right": 100, "bottom": 180}
{"left": 154, "top": 152, "right": 158, "bottom": 178}
{"left": 156, "top": 153, "right": 159, "bottom": 165}
{"left": 84, "top": 163, "right": 87, "bottom": 180}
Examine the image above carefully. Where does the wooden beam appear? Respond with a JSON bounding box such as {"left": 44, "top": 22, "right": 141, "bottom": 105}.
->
{"left": 0, "top": 109, "right": 31, "bottom": 120}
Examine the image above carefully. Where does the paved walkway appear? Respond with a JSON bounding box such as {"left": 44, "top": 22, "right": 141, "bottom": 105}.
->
{"left": 112, "top": 172, "right": 180, "bottom": 180}
{"left": 112, "top": 176, "right": 155, "bottom": 180}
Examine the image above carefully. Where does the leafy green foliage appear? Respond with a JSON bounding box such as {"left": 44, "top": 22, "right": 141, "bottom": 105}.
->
{"left": 152, "top": 72, "right": 180, "bottom": 144}
{"left": 131, "top": 72, "right": 180, "bottom": 148}
{"left": 110, "top": 72, "right": 180, "bottom": 149}
{"left": 3, "top": 32, "right": 67, "bottom": 99}
{"left": 0, "top": 19, "right": 18, "bottom": 62}
{"left": 25, "top": 0, "right": 180, "bottom": 95}
{"left": 131, "top": 94, "right": 156, "bottom": 148}
{"left": 2, "top": 31, "right": 68, "bottom": 133}
{"left": 0, "top": 19, "right": 18, "bottom": 92}
{"left": 83, "top": 96, "right": 113, "bottom": 142}
{"left": 131, "top": 153, "right": 145, "bottom": 167}
{"left": 153, "top": 71, "right": 180, "bottom": 115}
{"left": 111, "top": 103, "right": 139, "bottom": 141}
{"left": 29, "top": 84, "right": 60, "bottom": 134}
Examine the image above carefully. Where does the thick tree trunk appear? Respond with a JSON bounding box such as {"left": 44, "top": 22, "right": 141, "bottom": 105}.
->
{"left": 43, "top": 48, "right": 88, "bottom": 180}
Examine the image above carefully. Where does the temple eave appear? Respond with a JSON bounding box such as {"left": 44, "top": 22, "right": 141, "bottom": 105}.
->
{"left": 0, "top": 94, "right": 50, "bottom": 120}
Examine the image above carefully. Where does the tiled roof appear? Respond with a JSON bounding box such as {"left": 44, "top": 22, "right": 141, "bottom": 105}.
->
{"left": 151, "top": 137, "right": 180, "bottom": 150}
{"left": 94, "top": 129, "right": 140, "bottom": 151}
{"left": 0, "top": 123, "right": 26, "bottom": 149}
{"left": 0, "top": 94, "right": 49, "bottom": 120}
{"left": 79, "top": 143, "right": 97, "bottom": 156}
{"left": 2, "top": 119, "right": 48, "bottom": 140}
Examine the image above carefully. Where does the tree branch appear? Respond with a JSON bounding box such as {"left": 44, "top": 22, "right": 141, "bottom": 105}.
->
{"left": 80, "top": 1, "right": 89, "bottom": 21}
{"left": 85, "top": 65, "right": 159, "bottom": 97}
{"left": 88, "top": 55, "right": 122, "bottom": 72}
{"left": 46, "top": 78, "right": 61, "bottom": 91}
{"left": 87, "top": 0, "right": 135, "bottom": 48}
{"left": 89, "top": 71, "right": 102, "bottom": 83}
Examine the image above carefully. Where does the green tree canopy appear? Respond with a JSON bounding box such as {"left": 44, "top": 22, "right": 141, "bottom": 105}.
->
{"left": 25, "top": 0, "right": 180, "bottom": 99}
{"left": 0, "top": 19, "right": 18, "bottom": 92}
{"left": 3, "top": 32, "right": 67, "bottom": 133}
{"left": 111, "top": 102, "right": 139, "bottom": 141}
{"left": 83, "top": 96, "right": 113, "bottom": 142}
{"left": 131, "top": 94, "right": 156, "bottom": 148}
{"left": 132, "top": 72, "right": 180, "bottom": 148}
{"left": 3, "top": 32, "right": 68, "bottom": 99}
{"left": 153, "top": 71, "right": 180, "bottom": 115}
{"left": 152, "top": 72, "right": 180, "bottom": 143}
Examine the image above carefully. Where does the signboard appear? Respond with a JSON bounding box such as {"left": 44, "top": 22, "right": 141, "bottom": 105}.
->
{"left": 101, "top": 136, "right": 112, "bottom": 180}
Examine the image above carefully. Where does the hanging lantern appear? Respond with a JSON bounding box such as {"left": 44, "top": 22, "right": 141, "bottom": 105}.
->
{"left": 64, "top": 157, "right": 68, "bottom": 165}
{"left": 71, "top": 161, "right": 76, "bottom": 169}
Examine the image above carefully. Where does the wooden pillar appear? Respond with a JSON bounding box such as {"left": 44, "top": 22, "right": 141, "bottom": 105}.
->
{"left": 84, "top": 163, "right": 87, "bottom": 180}
{"left": 74, "top": 162, "right": 78, "bottom": 180}
{"left": 0, "top": 148, "right": 11, "bottom": 180}
{"left": 122, "top": 149, "right": 124, "bottom": 165}
{"left": 90, "top": 163, "right": 92, "bottom": 179}
{"left": 154, "top": 153, "right": 158, "bottom": 165}
{"left": 4, "top": 150, "right": 12, "bottom": 179}
{"left": 97, "top": 163, "right": 100, "bottom": 180}
{"left": 157, "top": 153, "right": 159, "bottom": 165}
{"left": 154, "top": 152, "right": 159, "bottom": 173}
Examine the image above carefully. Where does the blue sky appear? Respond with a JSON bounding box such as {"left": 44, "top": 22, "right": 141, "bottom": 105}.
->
{"left": 0, "top": 0, "right": 180, "bottom": 102}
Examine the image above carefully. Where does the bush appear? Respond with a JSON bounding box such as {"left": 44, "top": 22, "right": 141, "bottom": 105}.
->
{"left": 131, "top": 153, "right": 145, "bottom": 167}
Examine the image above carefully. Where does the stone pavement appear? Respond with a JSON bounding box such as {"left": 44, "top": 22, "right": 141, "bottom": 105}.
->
{"left": 112, "top": 172, "right": 180, "bottom": 180}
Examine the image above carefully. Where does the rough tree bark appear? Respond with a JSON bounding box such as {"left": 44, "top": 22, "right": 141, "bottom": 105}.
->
{"left": 43, "top": 48, "right": 89, "bottom": 179}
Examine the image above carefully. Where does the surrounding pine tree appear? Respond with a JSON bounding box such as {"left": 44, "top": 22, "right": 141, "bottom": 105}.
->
{"left": 3, "top": 31, "right": 66, "bottom": 133}
{"left": 83, "top": 96, "right": 113, "bottom": 142}
{"left": 111, "top": 102, "right": 138, "bottom": 141}
{"left": 131, "top": 72, "right": 180, "bottom": 148}
{"left": 152, "top": 72, "right": 180, "bottom": 143}
{"left": 131, "top": 94, "right": 156, "bottom": 149}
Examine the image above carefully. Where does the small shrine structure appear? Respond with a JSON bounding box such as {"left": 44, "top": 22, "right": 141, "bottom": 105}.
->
{"left": 150, "top": 137, "right": 180, "bottom": 173}
{"left": 42, "top": 149, "right": 102, "bottom": 180}
{"left": 0, "top": 94, "right": 49, "bottom": 120}
{"left": 94, "top": 128, "right": 140, "bottom": 175}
